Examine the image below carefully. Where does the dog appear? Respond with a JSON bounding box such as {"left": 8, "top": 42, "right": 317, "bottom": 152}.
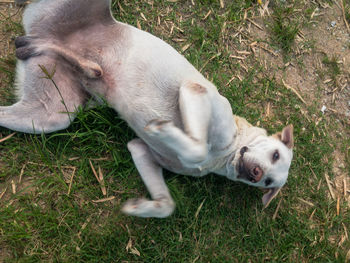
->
{"left": 0, "top": 0, "right": 294, "bottom": 218}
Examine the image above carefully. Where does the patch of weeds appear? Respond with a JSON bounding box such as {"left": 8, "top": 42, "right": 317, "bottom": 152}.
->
{"left": 226, "top": 1, "right": 255, "bottom": 22}
{"left": 322, "top": 55, "right": 340, "bottom": 82}
{"left": 270, "top": 3, "right": 300, "bottom": 57}
{"left": 0, "top": 57, "right": 17, "bottom": 105}
{"left": 0, "top": 58, "right": 16, "bottom": 81}
{"left": 301, "top": 38, "right": 316, "bottom": 51}
{"left": 345, "top": 0, "right": 350, "bottom": 23}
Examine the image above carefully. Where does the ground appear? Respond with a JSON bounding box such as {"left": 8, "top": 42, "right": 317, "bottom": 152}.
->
{"left": 0, "top": 0, "right": 349, "bottom": 262}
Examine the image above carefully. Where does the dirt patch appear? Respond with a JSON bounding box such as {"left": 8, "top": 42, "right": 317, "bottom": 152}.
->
{"left": 249, "top": 5, "right": 350, "bottom": 120}
{"left": 0, "top": 3, "right": 23, "bottom": 105}
{"left": 333, "top": 151, "right": 350, "bottom": 203}
{"left": 0, "top": 246, "right": 12, "bottom": 262}
{"left": 0, "top": 3, "right": 23, "bottom": 57}
{"left": 0, "top": 175, "right": 38, "bottom": 204}
{"left": 244, "top": 4, "right": 350, "bottom": 198}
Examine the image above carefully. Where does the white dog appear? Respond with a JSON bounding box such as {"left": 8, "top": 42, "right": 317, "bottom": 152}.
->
{"left": 1, "top": 0, "right": 294, "bottom": 217}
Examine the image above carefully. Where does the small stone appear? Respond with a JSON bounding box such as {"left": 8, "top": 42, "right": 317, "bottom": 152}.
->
{"left": 331, "top": 21, "right": 336, "bottom": 27}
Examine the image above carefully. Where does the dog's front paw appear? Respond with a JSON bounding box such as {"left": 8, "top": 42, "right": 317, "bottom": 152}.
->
{"left": 121, "top": 197, "right": 175, "bottom": 218}
{"left": 144, "top": 119, "right": 173, "bottom": 136}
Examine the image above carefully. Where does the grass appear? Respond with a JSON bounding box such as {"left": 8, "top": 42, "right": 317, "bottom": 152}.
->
{"left": 322, "top": 55, "right": 341, "bottom": 83}
{"left": 270, "top": 3, "right": 300, "bottom": 56}
{"left": 0, "top": 0, "right": 349, "bottom": 262}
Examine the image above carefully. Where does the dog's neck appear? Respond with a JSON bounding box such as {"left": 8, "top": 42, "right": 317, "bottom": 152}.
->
{"left": 213, "top": 115, "right": 267, "bottom": 179}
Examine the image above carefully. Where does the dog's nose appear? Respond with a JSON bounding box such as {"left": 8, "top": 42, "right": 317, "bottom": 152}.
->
{"left": 250, "top": 166, "right": 263, "bottom": 182}
{"left": 240, "top": 146, "right": 248, "bottom": 156}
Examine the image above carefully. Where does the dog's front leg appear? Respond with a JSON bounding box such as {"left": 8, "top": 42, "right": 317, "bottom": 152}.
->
{"left": 122, "top": 138, "right": 175, "bottom": 218}
{"left": 145, "top": 82, "right": 211, "bottom": 164}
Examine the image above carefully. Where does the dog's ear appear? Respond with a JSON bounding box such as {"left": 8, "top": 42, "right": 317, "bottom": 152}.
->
{"left": 281, "top": 124, "right": 293, "bottom": 149}
{"left": 273, "top": 124, "right": 294, "bottom": 149}
{"left": 262, "top": 187, "right": 281, "bottom": 208}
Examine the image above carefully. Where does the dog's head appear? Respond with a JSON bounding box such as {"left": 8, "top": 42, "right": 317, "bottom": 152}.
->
{"left": 229, "top": 125, "right": 294, "bottom": 207}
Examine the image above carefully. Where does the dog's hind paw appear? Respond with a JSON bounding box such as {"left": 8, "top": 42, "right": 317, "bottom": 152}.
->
{"left": 15, "top": 36, "right": 41, "bottom": 61}
{"left": 15, "top": 36, "right": 31, "bottom": 49}
{"left": 121, "top": 197, "right": 175, "bottom": 218}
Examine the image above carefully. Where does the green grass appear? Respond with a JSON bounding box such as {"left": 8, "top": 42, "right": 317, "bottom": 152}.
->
{"left": 269, "top": 3, "right": 300, "bottom": 58}
{"left": 1, "top": 1, "right": 349, "bottom": 262}
{"left": 322, "top": 55, "right": 341, "bottom": 83}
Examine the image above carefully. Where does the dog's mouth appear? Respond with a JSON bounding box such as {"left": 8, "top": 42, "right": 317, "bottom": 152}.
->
{"left": 237, "top": 147, "right": 263, "bottom": 183}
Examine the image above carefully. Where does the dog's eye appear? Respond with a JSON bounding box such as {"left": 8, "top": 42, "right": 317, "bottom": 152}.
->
{"left": 272, "top": 151, "right": 279, "bottom": 161}
{"left": 265, "top": 178, "right": 273, "bottom": 186}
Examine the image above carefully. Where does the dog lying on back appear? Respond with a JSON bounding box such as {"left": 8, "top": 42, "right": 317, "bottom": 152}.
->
{"left": 1, "top": 0, "right": 294, "bottom": 217}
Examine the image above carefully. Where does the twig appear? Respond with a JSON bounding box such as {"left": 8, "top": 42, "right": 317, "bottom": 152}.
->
{"left": 282, "top": 79, "right": 307, "bottom": 104}
{"left": 195, "top": 199, "right": 206, "bottom": 219}
{"left": 11, "top": 180, "right": 16, "bottom": 194}
{"left": 0, "top": 133, "right": 15, "bottom": 143}
{"left": 324, "top": 173, "right": 336, "bottom": 200}
{"left": 258, "top": 43, "right": 278, "bottom": 56}
{"left": 344, "top": 178, "right": 347, "bottom": 198}
{"left": 0, "top": 187, "right": 7, "bottom": 200}
{"left": 340, "top": 0, "right": 350, "bottom": 34}
{"left": 298, "top": 198, "right": 314, "bottom": 207}
{"left": 200, "top": 53, "right": 221, "bottom": 72}
{"left": 225, "top": 75, "right": 236, "bottom": 86}
{"left": 272, "top": 199, "right": 282, "bottom": 220}
{"left": 98, "top": 166, "right": 107, "bottom": 196}
{"left": 336, "top": 196, "right": 340, "bottom": 216}
{"left": 27, "top": 161, "right": 75, "bottom": 170}
{"left": 247, "top": 18, "right": 263, "bottom": 30}
{"left": 342, "top": 222, "right": 348, "bottom": 240}
{"left": 92, "top": 196, "right": 115, "bottom": 203}
{"left": 181, "top": 43, "right": 191, "bottom": 52}
{"left": 67, "top": 167, "right": 76, "bottom": 196}
{"left": 89, "top": 160, "right": 107, "bottom": 196}
{"left": 202, "top": 10, "right": 211, "bottom": 20}
{"left": 89, "top": 160, "right": 100, "bottom": 182}
{"left": 266, "top": 102, "right": 270, "bottom": 118}
{"left": 229, "top": 55, "right": 245, "bottom": 60}
{"left": 19, "top": 163, "right": 26, "bottom": 183}
{"left": 309, "top": 209, "right": 316, "bottom": 220}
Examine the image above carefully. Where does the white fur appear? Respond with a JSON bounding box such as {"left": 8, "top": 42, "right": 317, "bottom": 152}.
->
{"left": 1, "top": 0, "right": 294, "bottom": 217}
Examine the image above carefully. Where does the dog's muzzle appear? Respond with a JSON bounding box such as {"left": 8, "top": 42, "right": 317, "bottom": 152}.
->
{"left": 237, "top": 146, "right": 263, "bottom": 183}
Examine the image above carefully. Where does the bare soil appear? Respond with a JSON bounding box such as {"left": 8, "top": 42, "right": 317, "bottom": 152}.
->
{"left": 246, "top": 3, "right": 350, "bottom": 201}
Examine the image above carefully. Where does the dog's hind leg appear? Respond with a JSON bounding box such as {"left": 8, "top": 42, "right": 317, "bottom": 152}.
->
{"left": 122, "top": 138, "right": 175, "bottom": 218}
{"left": 0, "top": 58, "right": 87, "bottom": 134}
{"left": 145, "top": 82, "right": 211, "bottom": 164}
{"left": 0, "top": 101, "right": 73, "bottom": 134}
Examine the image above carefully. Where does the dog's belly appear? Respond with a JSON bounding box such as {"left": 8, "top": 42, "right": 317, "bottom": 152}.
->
{"left": 149, "top": 148, "right": 207, "bottom": 176}
{"left": 103, "top": 24, "right": 205, "bottom": 132}
{"left": 96, "top": 23, "right": 236, "bottom": 175}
